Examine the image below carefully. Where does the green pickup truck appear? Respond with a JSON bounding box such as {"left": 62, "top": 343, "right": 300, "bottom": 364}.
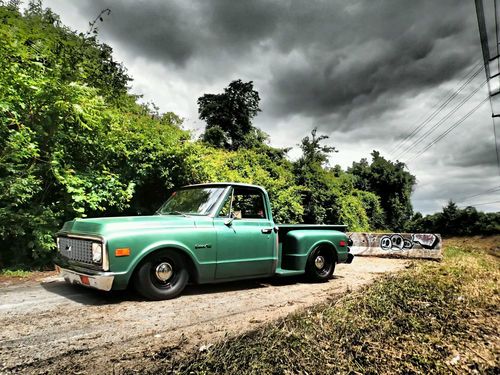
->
{"left": 55, "top": 183, "right": 353, "bottom": 300}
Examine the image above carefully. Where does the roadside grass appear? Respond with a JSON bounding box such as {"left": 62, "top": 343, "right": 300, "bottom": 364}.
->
{"left": 0, "top": 269, "right": 32, "bottom": 278}
{"left": 147, "top": 236, "right": 499, "bottom": 374}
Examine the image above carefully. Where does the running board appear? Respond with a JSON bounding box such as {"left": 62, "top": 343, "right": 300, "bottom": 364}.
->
{"left": 274, "top": 268, "right": 305, "bottom": 277}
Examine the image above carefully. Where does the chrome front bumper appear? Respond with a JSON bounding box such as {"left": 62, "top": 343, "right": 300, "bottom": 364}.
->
{"left": 56, "top": 265, "right": 114, "bottom": 291}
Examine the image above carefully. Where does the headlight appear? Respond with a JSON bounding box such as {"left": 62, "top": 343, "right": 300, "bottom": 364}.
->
{"left": 92, "top": 242, "right": 103, "bottom": 263}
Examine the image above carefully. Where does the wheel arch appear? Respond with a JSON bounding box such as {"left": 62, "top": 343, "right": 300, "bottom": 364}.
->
{"left": 306, "top": 240, "right": 339, "bottom": 265}
{"left": 127, "top": 242, "right": 200, "bottom": 287}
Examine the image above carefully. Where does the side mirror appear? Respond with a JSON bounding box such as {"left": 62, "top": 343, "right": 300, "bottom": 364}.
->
{"left": 224, "top": 217, "right": 235, "bottom": 227}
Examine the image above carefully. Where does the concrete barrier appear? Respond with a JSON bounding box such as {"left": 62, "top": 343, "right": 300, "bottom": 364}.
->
{"left": 347, "top": 232, "right": 442, "bottom": 260}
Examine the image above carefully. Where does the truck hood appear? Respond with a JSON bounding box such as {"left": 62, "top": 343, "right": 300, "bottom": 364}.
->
{"left": 60, "top": 215, "right": 197, "bottom": 237}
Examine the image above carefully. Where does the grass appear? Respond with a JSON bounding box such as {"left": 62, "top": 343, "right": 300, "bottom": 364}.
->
{"left": 137, "top": 236, "right": 499, "bottom": 374}
{"left": 0, "top": 268, "right": 32, "bottom": 278}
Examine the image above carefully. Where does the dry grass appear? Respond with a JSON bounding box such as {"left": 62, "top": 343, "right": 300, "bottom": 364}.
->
{"left": 135, "top": 236, "right": 500, "bottom": 375}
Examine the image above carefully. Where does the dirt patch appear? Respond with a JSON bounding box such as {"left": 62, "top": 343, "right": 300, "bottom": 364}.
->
{"left": 0, "top": 257, "right": 407, "bottom": 374}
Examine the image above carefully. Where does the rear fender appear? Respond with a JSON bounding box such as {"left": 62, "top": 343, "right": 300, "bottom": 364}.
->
{"left": 307, "top": 240, "right": 339, "bottom": 262}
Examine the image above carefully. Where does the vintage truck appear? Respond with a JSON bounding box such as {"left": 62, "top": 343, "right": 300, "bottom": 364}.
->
{"left": 55, "top": 183, "right": 354, "bottom": 300}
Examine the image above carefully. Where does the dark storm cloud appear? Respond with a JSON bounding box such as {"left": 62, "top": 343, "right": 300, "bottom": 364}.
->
{"left": 75, "top": 1, "right": 201, "bottom": 65}
{"left": 74, "top": 0, "right": 479, "bottom": 120}
{"left": 267, "top": 0, "right": 479, "bottom": 118}
{"left": 75, "top": 0, "right": 282, "bottom": 66}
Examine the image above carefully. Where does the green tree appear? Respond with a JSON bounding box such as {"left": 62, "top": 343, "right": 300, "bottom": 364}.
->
{"left": 198, "top": 79, "right": 261, "bottom": 150}
{"left": 294, "top": 128, "right": 337, "bottom": 224}
{"left": 0, "top": 3, "right": 188, "bottom": 267}
{"left": 293, "top": 128, "right": 381, "bottom": 230}
{"left": 408, "top": 202, "right": 499, "bottom": 236}
{"left": 348, "top": 151, "right": 416, "bottom": 231}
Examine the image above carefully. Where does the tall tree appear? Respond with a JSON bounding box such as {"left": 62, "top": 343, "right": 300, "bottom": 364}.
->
{"left": 348, "top": 151, "right": 416, "bottom": 231}
{"left": 198, "top": 79, "right": 261, "bottom": 150}
{"left": 294, "top": 128, "right": 338, "bottom": 224}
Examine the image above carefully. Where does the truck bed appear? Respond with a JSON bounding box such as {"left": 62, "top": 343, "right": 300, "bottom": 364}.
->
{"left": 275, "top": 224, "right": 349, "bottom": 274}
{"left": 277, "top": 224, "right": 347, "bottom": 237}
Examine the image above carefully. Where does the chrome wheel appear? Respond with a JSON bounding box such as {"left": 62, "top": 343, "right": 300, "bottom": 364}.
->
{"left": 155, "top": 262, "right": 173, "bottom": 282}
{"left": 314, "top": 255, "right": 325, "bottom": 270}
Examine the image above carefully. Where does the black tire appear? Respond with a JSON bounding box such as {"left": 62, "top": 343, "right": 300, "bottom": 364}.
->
{"left": 133, "top": 250, "right": 189, "bottom": 300}
{"left": 305, "top": 246, "right": 336, "bottom": 282}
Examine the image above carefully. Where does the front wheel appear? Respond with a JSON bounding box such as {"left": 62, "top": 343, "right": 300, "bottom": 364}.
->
{"left": 133, "top": 250, "right": 189, "bottom": 300}
{"left": 305, "top": 246, "right": 336, "bottom": 282}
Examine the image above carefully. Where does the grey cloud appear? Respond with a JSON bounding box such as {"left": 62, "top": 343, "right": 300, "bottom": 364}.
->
{"left": 71, "top": 0, "right": 480, "bottom": 121}
{"left": 74, "top": 0, "right": 283, "bottom": 67}
{"left": 75, "top": 0, "right": 204, "bottom": 66}
{"left": 446, "top": 135, "right": 499, "bottom": 168}
{"left": 267, "top": 0, "right": 479, "bottom": 119}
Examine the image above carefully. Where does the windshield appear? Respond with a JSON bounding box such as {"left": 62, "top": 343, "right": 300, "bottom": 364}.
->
{"left": 157, "top": 187, "right": 226, "bottom": 216}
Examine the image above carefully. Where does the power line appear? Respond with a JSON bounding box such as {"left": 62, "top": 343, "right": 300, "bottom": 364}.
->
{"left": 458, "top": 199, "right": 500, "bottom": 208}
{"left": 396, "top": 80, "right": 487, "bottom": 160}
{"left": 407, "top": 97, "right": 489, "bottom": 162}
{"left": 458, "top": 185, "right": 500, "bottom": 202}
{"left": 390, "top": 62, "right": 483, "bottom": 157}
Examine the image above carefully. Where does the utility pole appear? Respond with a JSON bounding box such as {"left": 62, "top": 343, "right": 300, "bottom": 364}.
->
{"left": 474, "top": 0, "right": 500, "bottom": 174}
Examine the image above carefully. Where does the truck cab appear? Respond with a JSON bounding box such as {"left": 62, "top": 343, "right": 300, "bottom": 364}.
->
{"left": 55, "top": 183, "right": 353, "bottom": 300}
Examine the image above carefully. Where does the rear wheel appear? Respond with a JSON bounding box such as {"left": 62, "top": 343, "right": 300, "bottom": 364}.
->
{"left": 305, "top": 246, "right": 335, "bottom": 282}
{"left": 133, "top": 250, "right": 189, "bottom": 300}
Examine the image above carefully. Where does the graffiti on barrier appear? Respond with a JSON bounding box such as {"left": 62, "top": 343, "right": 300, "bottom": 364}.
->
{"left": 379, "top": 233, "right": 440, "bottom": 251}
{"left": 347, "top": 232, "right": 442, "bottom": 259}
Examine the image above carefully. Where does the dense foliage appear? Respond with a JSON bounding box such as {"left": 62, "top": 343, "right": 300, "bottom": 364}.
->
{"left": 408, "top": 201, "right": 500, "bottom": 236}
{"left": 349, "top": 151, "right": 416, "bottom": 231}
{"left": 1, "top": 2, "right": 495, "bottom": 269}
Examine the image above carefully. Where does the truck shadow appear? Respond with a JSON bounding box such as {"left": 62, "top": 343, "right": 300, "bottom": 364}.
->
{"left": 40, "top": 274, "right": 344, "bottom": 306}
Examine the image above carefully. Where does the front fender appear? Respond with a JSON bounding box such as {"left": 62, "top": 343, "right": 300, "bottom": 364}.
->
{"left": 124, "top": 240, "right": 201, "bottom": 286}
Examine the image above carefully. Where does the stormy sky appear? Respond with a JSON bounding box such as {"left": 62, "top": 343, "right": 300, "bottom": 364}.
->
{"left": 43, "top": 0, "right": 500, "bottom": 214}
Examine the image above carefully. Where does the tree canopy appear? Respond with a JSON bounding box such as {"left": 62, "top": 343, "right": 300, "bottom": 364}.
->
{"left": 348, "top": 151, "right": 416, "bottom": 231}
{"left": 409, "top": 201, "right": 500, "bottom": 236}
{"left": 198, "top": 79, "right": 262, "bottom": 150}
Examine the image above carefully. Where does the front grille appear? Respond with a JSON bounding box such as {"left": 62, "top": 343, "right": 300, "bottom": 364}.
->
{"left": 58, "top": 237, "right": 96, "bottom": 265}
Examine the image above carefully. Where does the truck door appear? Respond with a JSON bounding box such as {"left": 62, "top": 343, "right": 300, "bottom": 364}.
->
{"left": 214, "top": 186, "right": 276, "bottom": 279}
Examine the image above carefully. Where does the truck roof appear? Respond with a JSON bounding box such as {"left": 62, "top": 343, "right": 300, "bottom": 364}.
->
{"left": 182, "top": 182, "right": 265, "bottom": 190}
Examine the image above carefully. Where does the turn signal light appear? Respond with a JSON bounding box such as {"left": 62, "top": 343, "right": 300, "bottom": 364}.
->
{"left": 339, "top": 240, "right": 346, "bottom": 247}
{"left": 115, "top": 248, "right": 131, "bottom": 257}
{"left": 80, "top": 275, "right": 90, "bottom": 285}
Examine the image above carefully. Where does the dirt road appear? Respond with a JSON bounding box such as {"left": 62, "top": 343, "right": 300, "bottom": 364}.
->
{"left": 0, "top": 257, "right": 408, "bottom": 374}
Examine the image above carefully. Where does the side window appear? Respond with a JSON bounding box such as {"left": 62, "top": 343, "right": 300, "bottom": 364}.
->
{"left": 233, "top": 188, "right": 267, "bottom": 219}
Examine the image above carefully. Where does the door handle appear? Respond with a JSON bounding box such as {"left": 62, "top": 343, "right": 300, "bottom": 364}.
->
{"left": 261, "top": 228, "right": 273, "bottom": 234}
